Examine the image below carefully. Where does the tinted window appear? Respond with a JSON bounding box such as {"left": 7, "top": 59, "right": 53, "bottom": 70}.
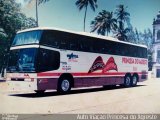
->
{"left": 40, "top": 31, "right": 60, "bottom": 48}
{"left": 7, "top": 48, "right": 37, "bottom": 72}
{"left": 40, "top": 30, "right": 147, "bottom": 58}
{"left": 79, "top": 37, "right": 89, "bottom": 51}
{"left": 37, "top": 48, "right": 60, "bottom": 72}
{"left": 12, "top": 30, "right": 42, "bottom": 46}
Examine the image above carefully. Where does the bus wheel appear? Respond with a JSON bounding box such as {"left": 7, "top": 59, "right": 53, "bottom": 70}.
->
{"left": 35, "top": 90, "right": 45, "bottom": 94}
{"left": 131, "top": 74, "right": 138, "bottom": 87}
{"left": 57, "top": 78, "right": 71, "bottom": 94}
{"left": 124, "top": 74, "right": 131, "bottom": 87}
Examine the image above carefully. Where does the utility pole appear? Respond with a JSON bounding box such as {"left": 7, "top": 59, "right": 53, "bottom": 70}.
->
{"left": 36, "top": 0, "right": 39, "bottom": 27}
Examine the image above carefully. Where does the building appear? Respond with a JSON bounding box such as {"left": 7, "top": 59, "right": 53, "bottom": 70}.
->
{"left": 152, "top": 11, "right": 160, "bottom": 78}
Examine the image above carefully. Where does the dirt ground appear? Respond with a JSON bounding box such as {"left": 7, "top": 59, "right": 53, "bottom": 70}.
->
{"left": 0, "top": 78, "right": 160, "bottom": 114}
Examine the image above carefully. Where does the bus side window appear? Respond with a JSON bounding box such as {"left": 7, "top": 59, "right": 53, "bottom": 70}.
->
{"left": 37, "top": 49, "right": 60, "bottom": 72}
{"left": 100, "top": 41, "right": 106, "bottom": 54}
{"left": 40, "top": 31, "right": 60, "bottom": 48}
{"left": 79, "top": 37, "right": 90, "bottom": 52}
{"left": 70, "top": 43, "right": 77, "bottom": 50}
{"left": 48, "top": 33, "right": 60, "bottom": 48}
{"left": 137, "top": 47, "right": 142, "bottom": 58}
{"left": 82, "top": 42, "right": 89, "bottom": 52}
{"left": 108, "top": 41, "right": 117, "bottom": 55}
{"left": 49, "top": 31, "right": 60, "bottom": 48}
{"left": 69, "top": 36, "right": 78, "bottom": 51}
{"left": 119, "top": 44, "right": 124, "bottom": 56}
{"left": 112, "top": 42, "right": 117, "bottom": 55}
{"left": 104, "top": 41, "right": 108, "bottom": 54}
{"left": 115, "top": 43, "right": 120, "bottom": 55}
{"left": 92, "top": 39, "right": 98, "bottom": 53}
{"left": 133, "top": 47, "right": 137, "bottom": 57}
{"left": 125, "top": 44, "right": 130, "bottom": 56}
{"left": 60, "top": 39, "right": 67, "bottom": 49}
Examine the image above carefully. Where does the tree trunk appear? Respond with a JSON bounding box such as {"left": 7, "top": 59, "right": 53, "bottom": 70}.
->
{"left": 36, "top": 0, "right": 39, "bottom": 27}
{"left": 84, "top": 5, "right": 88, "bottom": 32}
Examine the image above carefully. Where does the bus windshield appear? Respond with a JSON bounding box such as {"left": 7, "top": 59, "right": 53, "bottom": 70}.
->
{"left": 12, "top": 30, "right": 42, "bottom": 46}
{"left": 8, "top": 48, "right": 37, "bottom": 72}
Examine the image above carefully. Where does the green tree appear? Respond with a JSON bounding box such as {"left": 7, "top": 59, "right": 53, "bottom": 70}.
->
{"left": 76, "top": 0, "right": 98, "bottom": 32}
{"left": 135, "top": 28, "right": 140, "bottom": 43}
{"left": 116, "top": 28, "right": 130, "bottom": 41}
{"left": 127, "top": 28, "right": 153, "bottom": 70}
{"left": 91, "top": 10, "right": 117, "bottom": 36}
{"left": 115, "top": 4, "right": 130, "bottom": 41}
{"left": 138, "top": 29, "right": 153, "bottom": 47}
{"left": 126, "top": 27, "right": 136, "bottom": 43}
{"left": 26, "top": 0, "right": 50, "bottom": 26}
{"left": 115, "top": 4, "right": 130, "bottom": 30}
{"left": 0, "top": 0, "right": 37, "bottom": 71}
{"left": 138, "top": 28, "right": 153, "bottom": 70}
{"left": 0, "top": 0, "right": 37, "bottom": 39}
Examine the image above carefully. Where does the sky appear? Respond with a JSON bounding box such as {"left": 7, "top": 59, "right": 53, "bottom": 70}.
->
{"left": 16, "top": 0, "right": 160, "bottom": 33}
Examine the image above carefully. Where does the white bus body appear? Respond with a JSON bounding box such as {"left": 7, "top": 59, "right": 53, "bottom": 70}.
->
{"left": 6, "top": 27, "right": 148, "bottom": 93}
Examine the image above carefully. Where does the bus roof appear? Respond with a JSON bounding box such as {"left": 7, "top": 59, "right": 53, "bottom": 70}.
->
{"left": 17, "top": 27, "right": 147, "bottom": 48}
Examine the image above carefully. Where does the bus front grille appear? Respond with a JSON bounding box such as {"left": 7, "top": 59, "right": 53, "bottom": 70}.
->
{"left": 11, "top": 78, "right": 24, "bottom": 81}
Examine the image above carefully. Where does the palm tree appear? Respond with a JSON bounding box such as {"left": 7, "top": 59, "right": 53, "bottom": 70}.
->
{"left": 114, "top": 4, "right": 130, "bottom": 41}
{"left": 75, "top": 0, "right": 98, "bottom": 32}
{"left": 91, "top": 10, "right": 117, "bottom": 36}
{"left": 115, "top": 4, "right": 130, "bottom": 31}
{"left": 116, "top": 28, "right": 130, "bottom": 41}
{"left": 27, "top": 0, "right": 50, "bottom": 27}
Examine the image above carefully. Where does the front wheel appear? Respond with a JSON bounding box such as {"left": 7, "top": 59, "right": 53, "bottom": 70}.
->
{"left": 57, "top": 78, "right": 71, "bottom": 94}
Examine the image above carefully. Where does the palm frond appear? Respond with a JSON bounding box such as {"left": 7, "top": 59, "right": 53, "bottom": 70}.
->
{"left": 38, "top": 0, "right": 49, "bottom": 5}
{"left": 91, "top": 10, "right": 117, "bottom": 36}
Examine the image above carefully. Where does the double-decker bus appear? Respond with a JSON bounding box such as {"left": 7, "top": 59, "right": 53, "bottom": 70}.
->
{"left": 6, "top": 27, "right": 148, "bottom": 94}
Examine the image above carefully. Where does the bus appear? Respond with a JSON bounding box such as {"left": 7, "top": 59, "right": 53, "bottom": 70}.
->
{"left": 6, "top": 27, "right": 148, "bottom": 94}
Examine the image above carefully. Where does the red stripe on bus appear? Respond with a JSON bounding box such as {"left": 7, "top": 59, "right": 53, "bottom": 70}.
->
{"left": 37, "top": 72, "right": 148, "bottom": 77}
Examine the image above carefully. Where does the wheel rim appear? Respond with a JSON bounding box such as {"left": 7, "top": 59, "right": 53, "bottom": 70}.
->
{"left": 132, "top": 76, "right": 137, "bottom": 85}
{"left": 61, "top": 79, "right": 70, "bottom": 92}
{"left": 126, "top": 76, "right": 131, "bottom": 86}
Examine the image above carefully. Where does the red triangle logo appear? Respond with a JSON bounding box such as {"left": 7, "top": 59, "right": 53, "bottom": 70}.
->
{"left": 102, "top": 57, "right": 118, "bottom": 73}
{"left": 88, "top": 56, "right": 105, "bottom": 73}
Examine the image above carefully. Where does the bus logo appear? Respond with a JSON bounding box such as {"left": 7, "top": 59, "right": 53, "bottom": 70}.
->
{"left": 67, "top": 53, "right": 79, "bottom": 62}
{"left": 102, "top": 57, "right": 118, "bottom": 73}
{"left": 24, "top": 73, "right": 30, "bottom": 78}
{"left": 88, "top": 56, "right": 105, "bottom": 73}
{"left": 88, "top": 56, "right": 118, "bottom": 73}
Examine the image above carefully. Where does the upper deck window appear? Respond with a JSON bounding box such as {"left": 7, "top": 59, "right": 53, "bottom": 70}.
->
{"left": 12, "top": 30, "right": 42, "bottom": 46}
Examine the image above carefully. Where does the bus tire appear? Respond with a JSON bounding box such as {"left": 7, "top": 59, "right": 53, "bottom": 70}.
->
{"left": 131, "top": 74, "right": 138, "bottom": 87}
{"left": 35, "top": 90, "right": 45, "bottom": 94}
{"left": 124, "top": 74, "right": 131, "bottom": 87}
{"left": 57, "top": 77, "right": 71, "bottom": 94}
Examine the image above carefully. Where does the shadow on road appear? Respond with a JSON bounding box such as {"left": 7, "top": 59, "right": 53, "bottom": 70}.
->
{"left": 9, "top": 85, "right": 146, "bottom": 98}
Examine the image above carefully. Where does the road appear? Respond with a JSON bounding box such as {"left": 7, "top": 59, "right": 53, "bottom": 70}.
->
{"left": 0, "top": 78, "right": 160, "bottom": 114}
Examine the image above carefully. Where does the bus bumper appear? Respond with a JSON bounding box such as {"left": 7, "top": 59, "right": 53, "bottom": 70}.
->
{"left": 6, "top": 81, "right": 37, "bottom": 92}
